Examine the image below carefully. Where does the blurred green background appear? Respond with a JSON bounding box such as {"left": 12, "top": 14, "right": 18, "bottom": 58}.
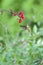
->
{"left": 0, "top": 0, "right": 43, "bottom": 65}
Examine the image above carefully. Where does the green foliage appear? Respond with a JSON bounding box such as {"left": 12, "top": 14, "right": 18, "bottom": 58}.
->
{"left": 0, "top": 0, "right": 43, "bottom": 65}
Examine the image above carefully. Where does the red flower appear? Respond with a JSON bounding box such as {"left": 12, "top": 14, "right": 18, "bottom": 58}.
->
{"left": 18, "top": 11, "right": 25, "bottom": 20}
{"left": 13, "top": 13, "right": 17, "bottom": 16}
{"left": 13, "top": 11, "right": 25, "bottom": 23}
{"left": 18, "top": 19, "right": 22, "bottom": 23}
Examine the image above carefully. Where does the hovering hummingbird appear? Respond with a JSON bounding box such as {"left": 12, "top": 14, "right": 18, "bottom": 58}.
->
{"left": 20, "top": 24, "right": 31, "bottom": 32}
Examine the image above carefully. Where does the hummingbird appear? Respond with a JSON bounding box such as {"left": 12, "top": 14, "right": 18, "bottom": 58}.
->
{"left": 20, "top": 24, "right": 31, "bottom": 32}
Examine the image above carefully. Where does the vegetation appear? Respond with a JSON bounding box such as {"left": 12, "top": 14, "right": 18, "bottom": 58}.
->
{"left": 0, "top": 0, "right": 43, "bottom": 65}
